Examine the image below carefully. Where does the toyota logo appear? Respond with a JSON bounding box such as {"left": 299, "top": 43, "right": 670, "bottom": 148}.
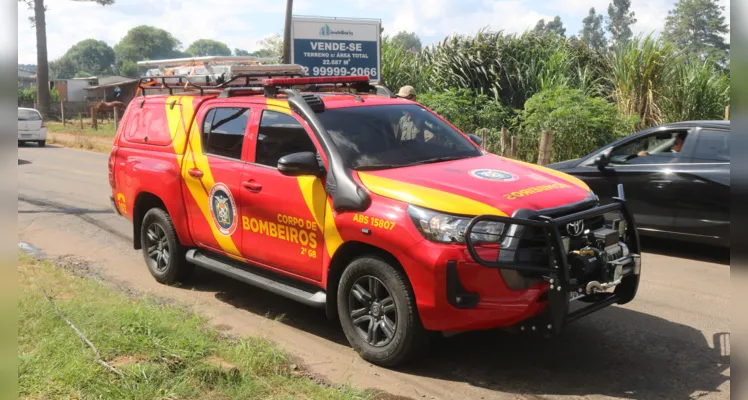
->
{"left": 566, "top": 220, "right": 585, "bottom": 237}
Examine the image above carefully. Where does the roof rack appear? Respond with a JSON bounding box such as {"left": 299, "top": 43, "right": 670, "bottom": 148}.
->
{"left": 137, "top": 72, "right": 397, "bottom": 101}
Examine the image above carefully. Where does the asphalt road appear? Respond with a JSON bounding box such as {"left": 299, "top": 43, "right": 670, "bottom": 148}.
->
{"left": 17, "top": 145, "right": 731, "bottom": 400}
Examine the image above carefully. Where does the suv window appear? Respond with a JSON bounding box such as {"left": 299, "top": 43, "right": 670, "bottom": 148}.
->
{"left": 691, "top": 129, "right": 729, "bottom": 162}
{"left": 315, "top": 104, "right": 481, "bottom": 169}
{"left": 202, "top": 108, "right": 250, "bottom": 160}
{"left": 609, "top": 130, "right": 689, "bottom": 165}
{"left": 255, "top": 110, "right": 317, "bottom": 168}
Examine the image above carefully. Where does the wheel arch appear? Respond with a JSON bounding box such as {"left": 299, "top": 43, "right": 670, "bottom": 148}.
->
{"left": 324, "top": 241, "right": 413, "bottom": 321}
{"left": 132, "top": 191, "right": 168, "bottom": 250}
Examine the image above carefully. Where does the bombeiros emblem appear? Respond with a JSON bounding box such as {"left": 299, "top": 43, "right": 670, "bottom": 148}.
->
{"left": 209, "top": 183, "right": 238, "bottom": 236}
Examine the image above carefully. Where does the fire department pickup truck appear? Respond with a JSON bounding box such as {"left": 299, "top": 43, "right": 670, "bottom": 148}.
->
{"left": 109, "top": 59, "right": 641, "bottom": 367}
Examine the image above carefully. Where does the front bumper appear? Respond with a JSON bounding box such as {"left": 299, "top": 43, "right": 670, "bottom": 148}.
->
{"left": 462, "top": 195, "right": 641, "bottom": 335}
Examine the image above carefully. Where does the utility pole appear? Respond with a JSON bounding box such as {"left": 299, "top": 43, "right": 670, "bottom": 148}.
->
{"left": 282, "top": 0, "right": 294, "bottom": 63}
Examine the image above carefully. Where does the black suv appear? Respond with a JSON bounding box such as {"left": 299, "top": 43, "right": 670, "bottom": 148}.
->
{"left": 548, "top": 121, "right": 729, "bottom": 247}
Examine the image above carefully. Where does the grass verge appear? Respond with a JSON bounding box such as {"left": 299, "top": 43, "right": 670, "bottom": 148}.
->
{"left": 18, "top": 252, "right": 374, "bottom": 400}
{"left": 46, "top": 120, "right": 117, "bottom": 137}
{"left": 46, "top": 132, "right": 114, "bottom": 154}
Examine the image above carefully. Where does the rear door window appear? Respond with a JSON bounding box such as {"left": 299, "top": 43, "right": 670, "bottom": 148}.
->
{"left": 202, "top": 107, "right": 250, "bottom": 160}
{"left": 691, "top": 129, "right": 729, "bottom": 162}
{"left": 122, "top": 102, "right": 174, "bottom": 146}
{"left": 18, "top": 109, "right": 41, "bottom": 121}
{"left": 254, "top": 110, "right": 317, "bottom": 167}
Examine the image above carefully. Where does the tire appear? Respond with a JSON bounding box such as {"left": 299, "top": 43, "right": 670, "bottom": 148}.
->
{"left": 18, "top": 141, "right": 26, "bottom": 147}
{"left": 140, "top": 208, "right": 193, "bottom": 284}
{"left": 38, "top": 140, "right": 46, "bottom": 147}
{"left": 337, "top": 256, "right": 430, "bottom": 367}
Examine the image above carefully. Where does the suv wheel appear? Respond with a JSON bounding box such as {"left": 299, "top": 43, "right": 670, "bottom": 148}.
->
{"left": 38, "top": 140, "right": 46, "bottom": 147}
{"left": 140, "top": 208, "right": 193, "bottom": 284}
{"left": 337, "top": 256, "right": 430, "bottom": 367}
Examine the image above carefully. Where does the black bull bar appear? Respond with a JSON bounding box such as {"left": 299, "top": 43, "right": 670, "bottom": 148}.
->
{"left": 463, "top": 195, "right": 641, "bottom": 335}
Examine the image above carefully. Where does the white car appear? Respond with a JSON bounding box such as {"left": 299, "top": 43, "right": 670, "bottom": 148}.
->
{"left": 18, "top": 107, "right": 47, "bottom": 147}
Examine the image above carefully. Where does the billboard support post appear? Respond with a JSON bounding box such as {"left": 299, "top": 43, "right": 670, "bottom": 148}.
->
{"left": 282, "top": 0, "right": 294, "bottom": 64}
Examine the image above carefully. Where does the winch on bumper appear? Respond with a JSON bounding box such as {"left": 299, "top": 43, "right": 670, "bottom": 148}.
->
{"left": 463, "top": 185, "right": 641, "bottom": 335}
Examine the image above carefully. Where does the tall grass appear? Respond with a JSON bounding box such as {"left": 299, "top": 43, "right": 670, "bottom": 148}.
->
{"left": 607, "top": 35, "right": 679, "bottom": 129}
{"left": 662, "top": 59, "right": 731, "bottom": 122}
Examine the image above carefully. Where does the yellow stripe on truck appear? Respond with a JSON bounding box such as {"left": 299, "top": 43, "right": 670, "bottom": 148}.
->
{"left": 358, "top": 172, "right": 507, "bottom": 217}
{"left": 266, "top": 98, "right": 291, "bottom": 115}
{"left": 166, "top": 98, "right": 241, "bottom": 257}
{"left": 507, "top": 159, "right": 591, "bottom": 191}
{"left": 164, "top": 96, "right": 194, "bottom": 161}
{"left": 297, "top": 176, "right": 343, "bottom": 258}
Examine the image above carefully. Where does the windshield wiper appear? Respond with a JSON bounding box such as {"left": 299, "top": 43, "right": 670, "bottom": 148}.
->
{"left": 354, "top": 164, "right": 402, "bottom": 171}
{"left": 402, "top": 155, "right": 471, "bottom": 166}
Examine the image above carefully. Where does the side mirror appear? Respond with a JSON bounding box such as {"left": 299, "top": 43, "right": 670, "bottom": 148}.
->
{"left": 277, "top": 152, "right": 323, "bottom": 177}
{"left": 595, "top": 152, "right": 610, "bottom": 170}
{"left": 467, "top": 134, "right": 483, "bottom": 147}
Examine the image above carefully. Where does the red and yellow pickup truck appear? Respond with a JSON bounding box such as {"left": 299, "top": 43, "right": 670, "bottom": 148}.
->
{"left": 109, "top": 66, "right": 641, "bottom": 367}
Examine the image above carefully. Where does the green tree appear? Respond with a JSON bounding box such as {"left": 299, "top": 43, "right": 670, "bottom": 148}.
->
{"left": 234, "top": 48, "right": 251, "bottom": 56}
{"left": 185, "top": 39, "right": 232, "bottom": 57}
{"left": 74, "top": 71, "right": 93, "bottom": 78}
{"left": 19, "top": 0, "right": 114, "bottom": 118}
{"left": 580, "top": 7, "right": 607, "bottom": 52}
{"left": 119, "top": 60, "right": 140, "bottom": 78}
{"left": 533, "top": 16, "right": 566, "bottom": 37}
{"left": 252, "top": 34, "right": 283, "bottom": 59}
{"left": 662, "top": 0, "right": 729, "bottom": 65}
{"left": 519, "top": 85, "right": 637, "bottom": 162}
{"left": 391, "top": 31, "right": 422, "bottom": 51}
{"left": 63, "top": 38, "right": 115, "bottom": 75}
{"left": 48, "top": 55, "right": 78, "bottom": 79}
{"left": 607, "top": 0, "right": 637, "bottom": 47}
{"left": 114, "top": 25, "right": 183, "bottom": 64}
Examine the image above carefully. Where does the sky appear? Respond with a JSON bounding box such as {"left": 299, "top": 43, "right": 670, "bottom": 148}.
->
{"left": 17, "top": 0, "right": 731, "bottom": 65}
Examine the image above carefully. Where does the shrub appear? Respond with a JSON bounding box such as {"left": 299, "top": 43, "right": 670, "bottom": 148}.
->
{"left": 518, "top": 86, "right": 637, "bottom": 163}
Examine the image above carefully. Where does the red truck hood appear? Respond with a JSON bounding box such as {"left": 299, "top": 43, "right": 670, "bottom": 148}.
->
{"left": 356, "top": 153, "right": 593, "bottom": 217}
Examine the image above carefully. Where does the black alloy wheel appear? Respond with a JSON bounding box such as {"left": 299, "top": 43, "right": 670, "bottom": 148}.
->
{"left": 144, "top": 222, "right": 170, "bottom": 273}
{"left": 349, "top": 275, "right": 397, "bottom": 347}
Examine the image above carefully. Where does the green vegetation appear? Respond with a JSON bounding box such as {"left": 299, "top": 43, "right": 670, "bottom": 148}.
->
{"left": 46, "top": 121, "right": 117, "bottom": 137}
{"left": 518, "top": 86, "right": 638, "bottom": 162}
{"left": 381, "top": 27, "right": 729, "bottom": 163}
{"left": 185, "top": 39, "right": 233, "bottom": 57}
{"left": 663, "top": 0, "right": 730, "bottom": 66}
{"left": 18, "top": 252, "right": 373, "bottom": 400}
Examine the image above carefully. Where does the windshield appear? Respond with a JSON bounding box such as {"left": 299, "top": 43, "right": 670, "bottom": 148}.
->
{"left": 316, "top": 104, "right": 482, "bottom": 170}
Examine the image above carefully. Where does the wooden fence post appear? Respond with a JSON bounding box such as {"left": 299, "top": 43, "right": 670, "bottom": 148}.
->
{"left": 79, "top": 113, "right": 83, "bottom": 129}
{"left": 725, "top": 105, "right": 730, "bottom": 120}
{"left": 537, "top": 130, "right": 553, "bottom": 165}
{"left": 113, "top": 107, "right": 119, "bottom": 132}
{"left": 500, "top": 127, "right": 507, "bottom": 156}
{"left": 510, "top": 136, "right": 517, "bottom": 158}
{"left": 60, "top": 100, "right": 65, "bottom": 126}
{"left": 480, "top": 128, "right": 487, "bottom": 150}
{"left": 91, "top": 107, "right": 98, "bottom": 130}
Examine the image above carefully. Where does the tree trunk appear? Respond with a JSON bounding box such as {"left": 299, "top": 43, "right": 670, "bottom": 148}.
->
{"left": 34, "top": 0, "right": 51, "bottom": 119}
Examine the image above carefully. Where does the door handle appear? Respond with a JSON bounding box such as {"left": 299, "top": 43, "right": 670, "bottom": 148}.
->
{"left": 188, "top": 168, "right": 203, "bottom": 179}
{"left": 243, "top": 180, "right": 262, "bottom": 192}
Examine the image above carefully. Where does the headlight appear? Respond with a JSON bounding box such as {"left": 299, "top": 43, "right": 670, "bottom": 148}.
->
{"left": 407, "top": 205, "right": 504, "bottom": 244}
